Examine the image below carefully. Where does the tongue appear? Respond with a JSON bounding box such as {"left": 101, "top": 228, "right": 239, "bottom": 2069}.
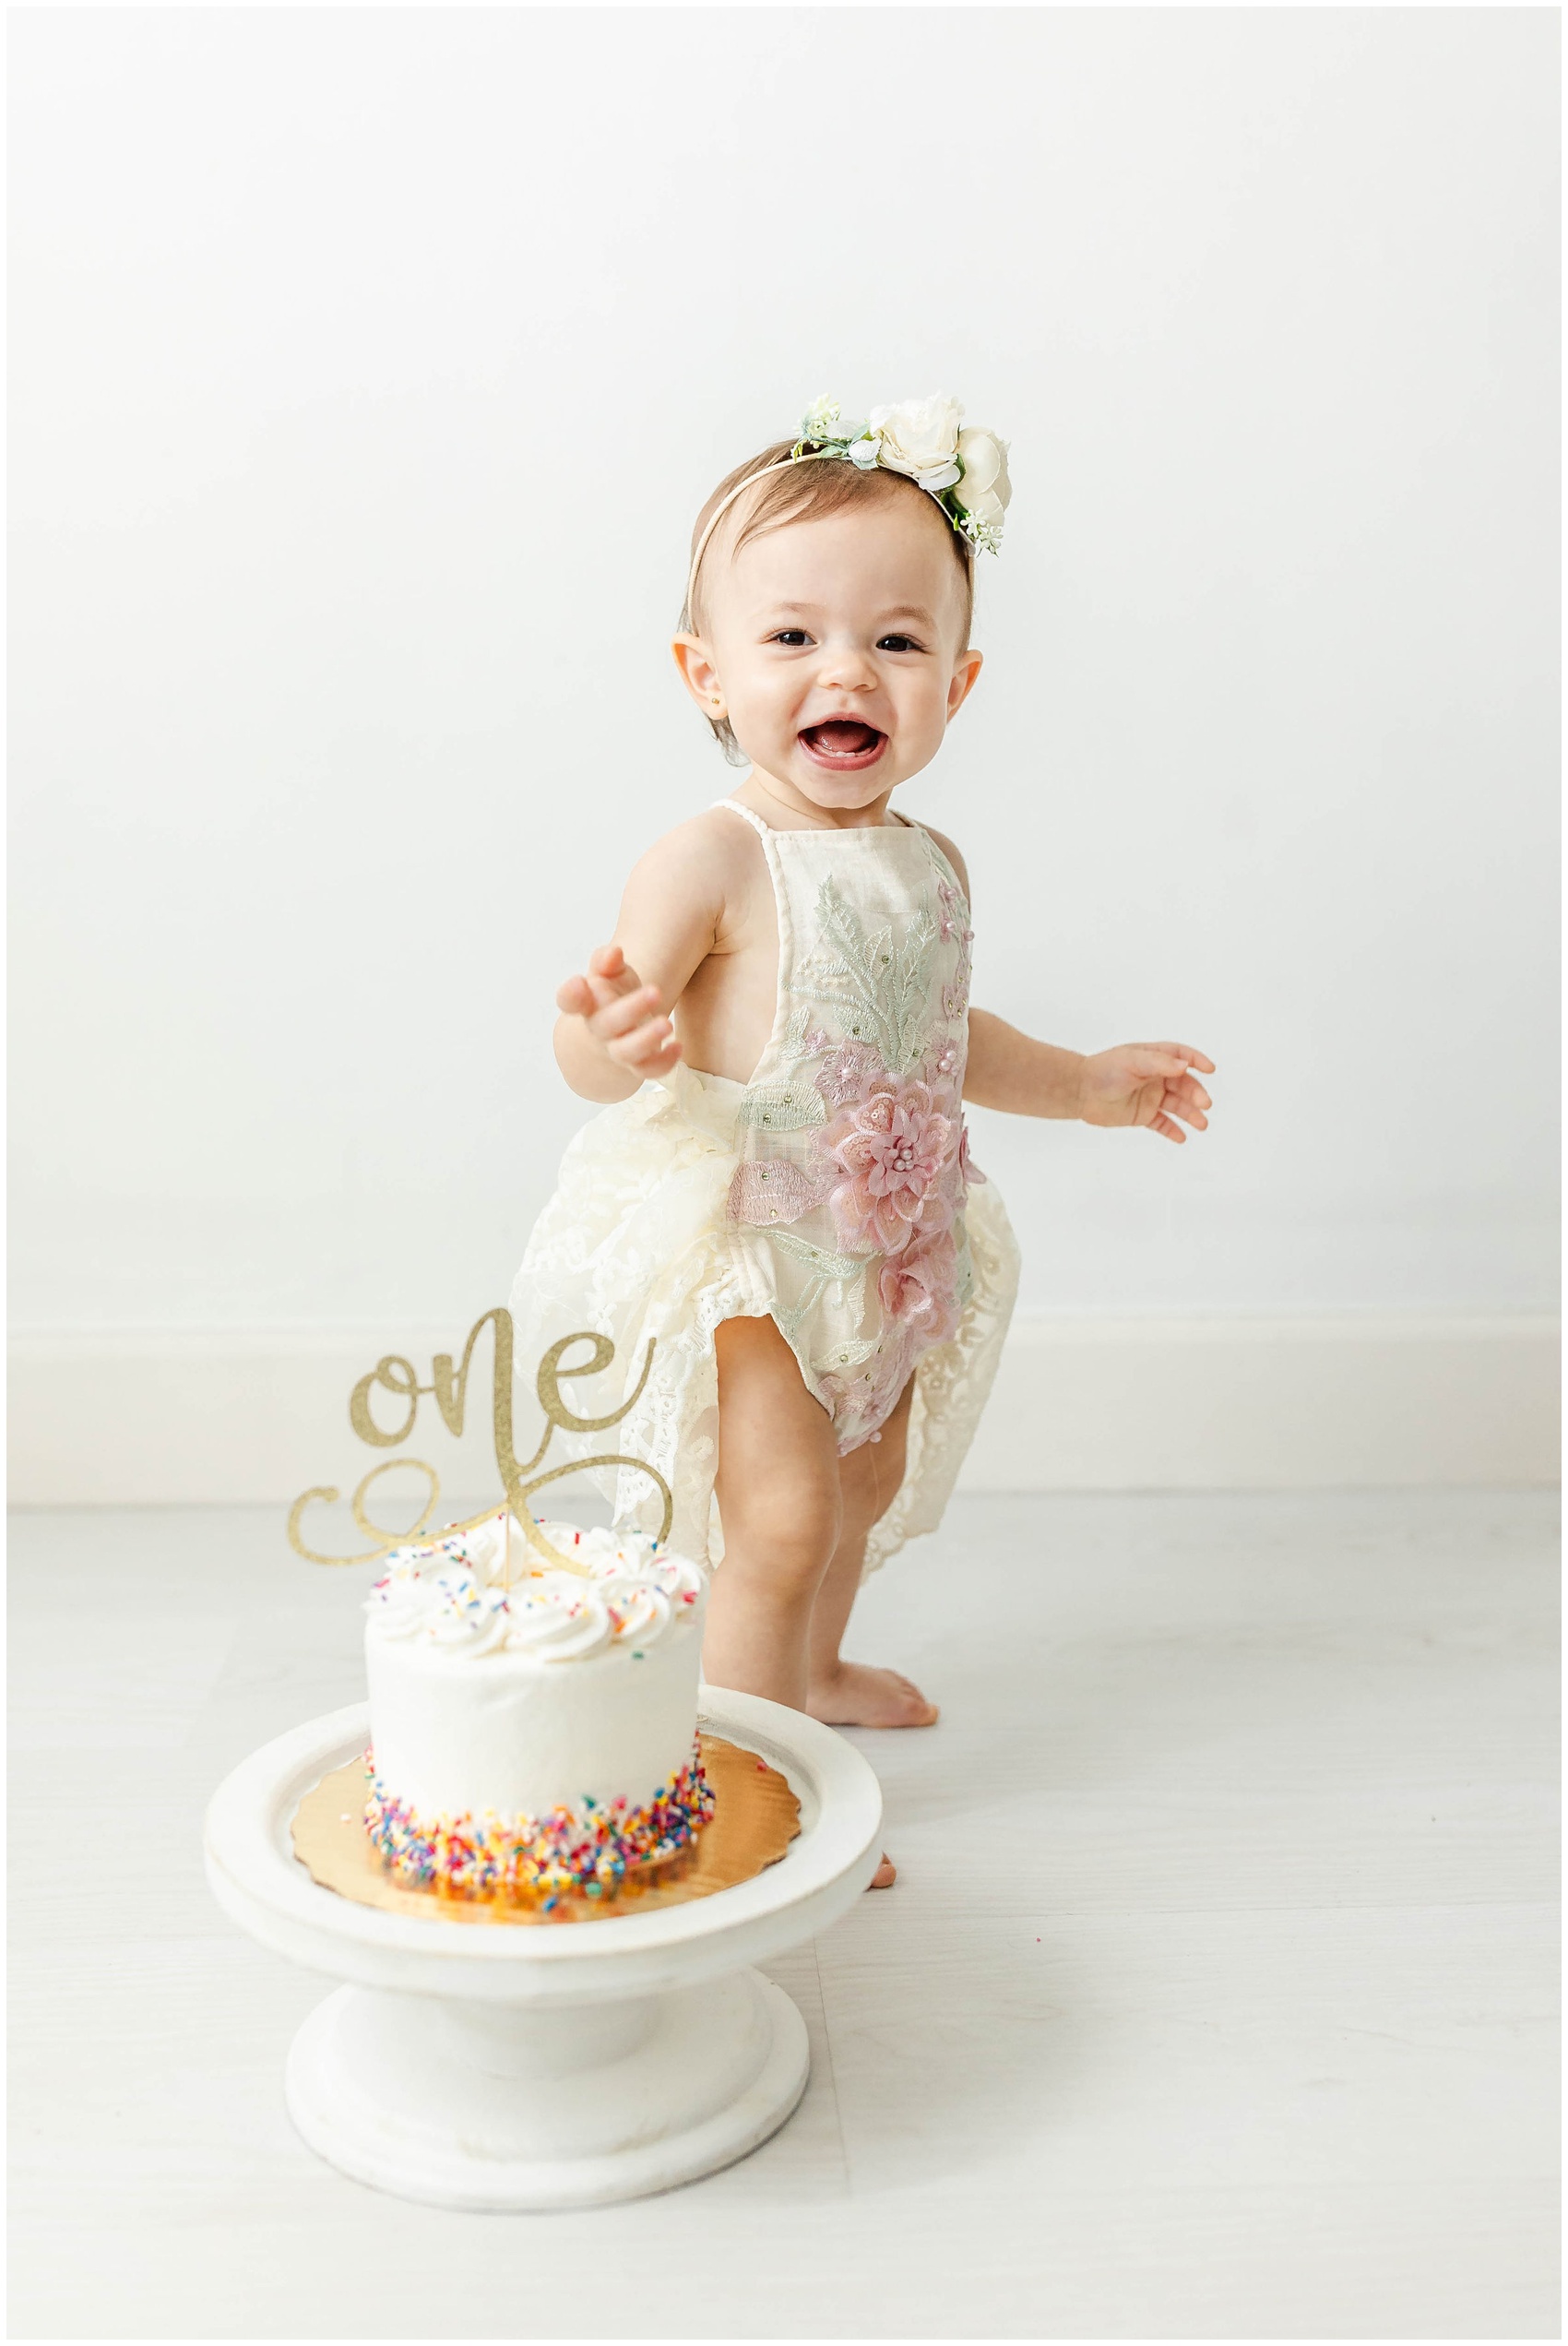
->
{"left": 807, "top": 720, "right": 880, "bottom": 755}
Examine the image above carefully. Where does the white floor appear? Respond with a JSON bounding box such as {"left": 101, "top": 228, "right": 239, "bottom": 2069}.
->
{"left": 7, "top": 1491, "right": 1560, "bottom": 2340}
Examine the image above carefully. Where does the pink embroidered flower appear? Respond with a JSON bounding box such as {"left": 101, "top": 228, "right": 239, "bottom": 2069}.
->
{"left": 816, "top": 1365, "right": 881, "bottom": 1429}
{"left": 819, "top": 1330, "right": 918, "bottom": 1452}
{"left": 814, "top": 1037, "right": 883, "bottom": 1110}
{"left": 821, "top": 1071, "right": 957, "bottom": 1255}
{"left": 956, "top": 1121, "right": 986, "bottom": 1186}
{"left": 877, "top": 1223, "right": 960, "bottom": 1344}
{"left": 938, "top": 878, "right": 974, "bottom": 960}
{"left": 925, "top": 1038, "right": 962, "bottom": 1087}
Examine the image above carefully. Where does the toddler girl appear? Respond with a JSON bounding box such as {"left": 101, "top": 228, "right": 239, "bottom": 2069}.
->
{"left": 512, "top": 397, "right": 1213, "bottom": 1884}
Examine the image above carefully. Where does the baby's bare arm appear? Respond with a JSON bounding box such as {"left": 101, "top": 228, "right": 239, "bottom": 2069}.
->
{"left": 966, "top": 1013, "right": 1214, "bottom": 1138}
{"left": 553, "top": 815, "right": 736, "bottom": 1103}
{"left": 965, "top": 1011, "right": 1091, "bottom": 1117}
{"left": 922, "top": 823, "right": 1215, "bottom": 1142}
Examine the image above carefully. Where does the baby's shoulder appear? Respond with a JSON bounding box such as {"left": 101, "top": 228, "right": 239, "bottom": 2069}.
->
{"left": 636, "top": 803, "right": 759, "bottom": 883}
{"left": 619, "top": 803, "right": 764, "bottom": 923}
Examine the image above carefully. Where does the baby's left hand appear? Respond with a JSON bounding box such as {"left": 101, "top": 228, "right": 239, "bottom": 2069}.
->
{"left": 1077, "top": 1043, "right": 1215, "bottom": 1144}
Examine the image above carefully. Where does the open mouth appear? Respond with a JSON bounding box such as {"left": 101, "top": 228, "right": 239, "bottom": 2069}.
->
{"left": 798, "top": 719, "right": 888, "bottom": 773}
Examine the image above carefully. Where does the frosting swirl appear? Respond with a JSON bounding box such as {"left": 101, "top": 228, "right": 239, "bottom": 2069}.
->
{"left": 366, "top": 1513, "right": 705, "bottom": 1661}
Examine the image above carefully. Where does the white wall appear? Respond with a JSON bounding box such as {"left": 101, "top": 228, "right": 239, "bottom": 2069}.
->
{"left": 8, "top": 10, "right": 1559, "bottom": 1496}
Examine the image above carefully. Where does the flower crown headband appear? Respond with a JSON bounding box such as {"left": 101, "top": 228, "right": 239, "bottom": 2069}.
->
{"left": 684, "top": 394, "right": 1012, "bottom": 620}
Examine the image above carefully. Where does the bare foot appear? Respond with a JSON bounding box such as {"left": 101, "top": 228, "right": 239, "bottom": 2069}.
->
{"left": 870, "top": 1852, "right": 897, "bottom": 1889}
{"left": 807, "top": 1661, "right": 939, "bottom": 1729}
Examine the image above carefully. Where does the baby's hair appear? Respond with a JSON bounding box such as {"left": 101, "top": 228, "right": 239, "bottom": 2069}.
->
{"left": 681, "top": 438, "right": 976, "bottom": 764}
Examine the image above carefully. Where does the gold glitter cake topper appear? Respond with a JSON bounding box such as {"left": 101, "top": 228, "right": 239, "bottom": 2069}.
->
{"left": 287, "top": 1311, "right": 671, "bottom": 1578}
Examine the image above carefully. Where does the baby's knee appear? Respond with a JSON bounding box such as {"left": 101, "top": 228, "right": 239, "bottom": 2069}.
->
{"left": 719, "top": 1480, "right": 841, "bottom": 1596}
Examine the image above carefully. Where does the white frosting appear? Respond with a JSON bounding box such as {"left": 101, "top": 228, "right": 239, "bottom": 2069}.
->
{"left": 368, "top": 1515, "right": 703, "bottom": 1661}
{"left": 364, "top": 1512, "right": 709, "bottom": 1824}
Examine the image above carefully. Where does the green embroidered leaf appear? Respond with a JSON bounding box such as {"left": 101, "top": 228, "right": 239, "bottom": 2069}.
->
{"left": 771, "top": 1229, "right": 874, "bottom": 1283}
{"left": 795, "top": 875, "right": 940, "bottom": 1074}
{"left": 736, "top": 1083, "right": 826, "bottom": 1132}
{"left": 777, "top": 1001, "right": 814, "bottom": 1059}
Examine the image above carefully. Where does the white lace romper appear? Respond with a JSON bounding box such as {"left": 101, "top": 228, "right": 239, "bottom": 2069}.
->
{"left": 509, "top": 797, "right": 1020, "bottom": 1577}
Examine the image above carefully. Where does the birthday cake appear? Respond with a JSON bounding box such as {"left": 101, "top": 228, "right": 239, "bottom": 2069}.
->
{"left": 362, "top": 1509, "right": 714, "bottom": 1900}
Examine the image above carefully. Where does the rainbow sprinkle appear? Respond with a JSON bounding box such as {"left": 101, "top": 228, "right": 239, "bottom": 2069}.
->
{"left": 364, "top": 1738, "right": 715, "bottom": 1899}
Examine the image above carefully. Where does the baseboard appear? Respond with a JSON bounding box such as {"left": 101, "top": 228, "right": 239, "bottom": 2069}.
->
{"left": 957, "top": 1315, "right": 1560, "bottom": 1494}
{"left": 6, "top": 1316, "right": 1559, "bottom": 1506}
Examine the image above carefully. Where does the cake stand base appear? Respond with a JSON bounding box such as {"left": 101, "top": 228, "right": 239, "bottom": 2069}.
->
{"left": 287, "top": 1970, "right": 808, "bottom": 2211}
{"left": 206, "top": 1689, "right": 881, "bottom": 2211}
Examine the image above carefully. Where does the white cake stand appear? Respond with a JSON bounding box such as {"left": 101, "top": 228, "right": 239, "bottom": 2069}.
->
{"left": 204, "top": 1688, "right": 882, "bottom": 2211}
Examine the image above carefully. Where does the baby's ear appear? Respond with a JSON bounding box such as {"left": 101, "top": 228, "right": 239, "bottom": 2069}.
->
{"left": 947, "top": 648, "right": 984, "bottom": 720}
{"left": 671, "top": 633, "right": 724, "bottom": 715}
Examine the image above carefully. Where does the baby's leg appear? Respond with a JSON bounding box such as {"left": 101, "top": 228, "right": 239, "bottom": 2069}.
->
{"left": 805, "top": 1377, "right": 940, "bottom": 1731}
{"left": 703, "top": 1314, "right": 844, "bottom": 1712}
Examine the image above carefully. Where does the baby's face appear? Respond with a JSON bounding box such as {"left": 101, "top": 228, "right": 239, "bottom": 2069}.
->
{"left": 693, "top": 496, "right": 981, "bottom": 811}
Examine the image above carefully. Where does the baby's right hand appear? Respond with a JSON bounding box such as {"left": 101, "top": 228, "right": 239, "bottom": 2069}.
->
{"left": 555, "top": 945, "right": 683, "bottom": 1079}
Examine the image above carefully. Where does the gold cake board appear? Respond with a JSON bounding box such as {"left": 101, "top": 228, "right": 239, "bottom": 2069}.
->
{"left": 291, "top": 1733, "right": 800, "bottom": 1926}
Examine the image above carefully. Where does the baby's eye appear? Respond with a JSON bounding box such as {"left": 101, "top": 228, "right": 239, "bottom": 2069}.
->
{"left": 767, "top": 628, "right": 812, "bottom": 648}
{"left": 876, "top": 634, "right": 924, "bottom": 653}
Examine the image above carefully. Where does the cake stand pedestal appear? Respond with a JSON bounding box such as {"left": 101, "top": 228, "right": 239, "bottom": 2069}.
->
{"left": 204, "top": 1689, "right": 882, "bottom": 2211}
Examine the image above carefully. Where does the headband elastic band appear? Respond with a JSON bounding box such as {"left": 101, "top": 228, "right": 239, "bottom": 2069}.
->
{"left": 683, "top": 449, "right": 835, "bottom": 624}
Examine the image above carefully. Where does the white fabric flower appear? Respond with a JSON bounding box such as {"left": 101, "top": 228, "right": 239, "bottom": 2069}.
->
{"left": 867, "top": 395, "right": 964, "bottom": 486}
{"left": 801, "top": 394, "right": 841, "bottom": 442}
{"left": 953, "top": 427, "right": 1011, "bottom": 538}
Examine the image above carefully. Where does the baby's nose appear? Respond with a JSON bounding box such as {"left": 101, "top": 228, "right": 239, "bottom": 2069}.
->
{"left": 815, "top": 650, "right": 877, "bottom": 693}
